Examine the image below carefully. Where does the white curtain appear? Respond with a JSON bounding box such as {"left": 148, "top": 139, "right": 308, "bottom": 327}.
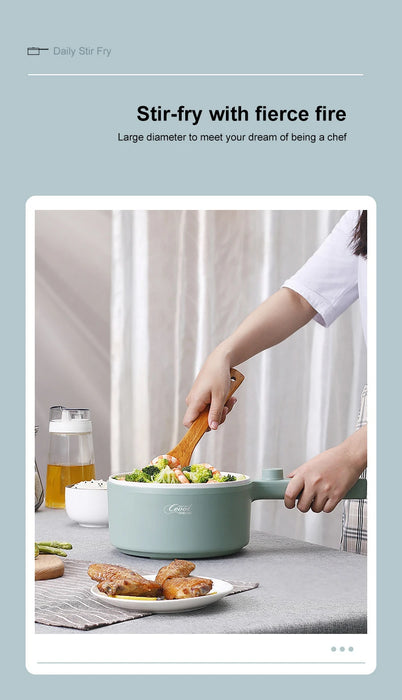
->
{"left": 111, "top": 210, "right": 366, "bottom": 548}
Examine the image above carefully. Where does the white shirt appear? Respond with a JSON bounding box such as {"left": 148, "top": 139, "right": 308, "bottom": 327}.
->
{"left": 282, "top": 210, "right": 367, "bottom": 343}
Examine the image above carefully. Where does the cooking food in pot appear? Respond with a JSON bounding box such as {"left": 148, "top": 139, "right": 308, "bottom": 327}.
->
{"left": 88, "top": 559, "right": 214, "bottom": 599}
{"left": 113, "top": 455, "right": 246, "bottom": 484}
{"left": 107, "top": 466, "right": 367, "bottom": 559}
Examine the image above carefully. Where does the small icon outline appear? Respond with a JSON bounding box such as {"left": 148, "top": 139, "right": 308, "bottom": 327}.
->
{"left": 27, "top": 47, "right": 49, "bottom": 56}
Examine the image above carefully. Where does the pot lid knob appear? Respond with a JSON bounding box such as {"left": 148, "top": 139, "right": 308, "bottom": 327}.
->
{"left": 261, "top": 468, "right": 284, "bottom": 481}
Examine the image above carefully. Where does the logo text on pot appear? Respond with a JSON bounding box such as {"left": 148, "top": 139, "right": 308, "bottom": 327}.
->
{"left": 163, "top": 503, "right": 192, "bottom": 515}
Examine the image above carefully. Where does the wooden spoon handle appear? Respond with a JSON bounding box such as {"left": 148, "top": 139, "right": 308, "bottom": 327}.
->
{"left": 168, "top": 368, "right": 244, "bottom": 467}
{"left": 221, "top": 367, "right": 245, "bottom": 404}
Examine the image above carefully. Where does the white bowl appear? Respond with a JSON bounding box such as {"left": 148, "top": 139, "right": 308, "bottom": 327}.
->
{"left": 65, "top": 483, "right": 109, "bottom": 527}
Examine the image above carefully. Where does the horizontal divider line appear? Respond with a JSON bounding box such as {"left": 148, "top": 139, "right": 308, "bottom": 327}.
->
{"left": 38, "top": 660, "right": 367, "bottom": 665}
{"left": 27, "top": 73, "right": 364, "bottom": 77}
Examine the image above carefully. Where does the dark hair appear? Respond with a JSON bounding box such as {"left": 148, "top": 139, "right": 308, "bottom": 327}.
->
{"left": 351, "top": 210, "right": 367, "bottom": 258}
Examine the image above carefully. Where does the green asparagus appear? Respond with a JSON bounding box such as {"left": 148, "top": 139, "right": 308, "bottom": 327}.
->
{"left": 35, "top": 541, "right": 73, "bottom": 557}
{"left": 36, "top": 541, "right": 72, "bottom": 549}
{"left": 36, "top": 545, "right": 67, "bottom": 556}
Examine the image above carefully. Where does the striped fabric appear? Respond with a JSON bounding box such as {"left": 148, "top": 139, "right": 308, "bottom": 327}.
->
{"left": 35, "top": 559, "right": 259, "bottom": 630}
{"left": 35, "top": 559, "right": 151, "bottom": 629}
{"left": 340, "top": 385, "right": 367, "bottom": 555}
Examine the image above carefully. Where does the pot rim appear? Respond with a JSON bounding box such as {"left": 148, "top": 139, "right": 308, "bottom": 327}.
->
{"left": 108, "top": 471, "right": 250, "bottom": 488}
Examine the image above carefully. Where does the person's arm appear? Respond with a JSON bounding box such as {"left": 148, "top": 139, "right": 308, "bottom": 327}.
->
{"left": 183, "top": 287, "right": 316, "bottom": 428}
{"left": 284, "top": 425, "right": 367, "bottom": 513}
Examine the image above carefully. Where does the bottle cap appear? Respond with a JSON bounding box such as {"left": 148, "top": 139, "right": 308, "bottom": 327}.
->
{"left": 48, "top": 406, "right": 92, "bottom": 434}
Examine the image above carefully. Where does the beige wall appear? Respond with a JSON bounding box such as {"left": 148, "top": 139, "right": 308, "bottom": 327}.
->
{"left": 35, "top": 211, "right": 112, "bottom": 484}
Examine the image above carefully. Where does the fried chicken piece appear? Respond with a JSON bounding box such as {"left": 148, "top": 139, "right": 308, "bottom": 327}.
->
{"left": 88, "top": 563, "right": 131, "bottom": 583}
{"left": 155, "top": 559, "right": 195, "bottom": 586}
{"left": 162, "top": 576, "right": 213, "bottom": 600}
{"left": 88, "top": 563, "right": 162, "bottom": 597}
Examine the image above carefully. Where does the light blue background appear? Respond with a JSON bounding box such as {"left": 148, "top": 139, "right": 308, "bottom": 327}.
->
{"left": 2, "top": 0, "right": 400, "bottom": 695}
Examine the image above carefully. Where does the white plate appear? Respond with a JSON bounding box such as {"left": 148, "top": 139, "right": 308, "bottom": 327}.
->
{"left": 90, "top": 574, "right": 233, "bottom": 613}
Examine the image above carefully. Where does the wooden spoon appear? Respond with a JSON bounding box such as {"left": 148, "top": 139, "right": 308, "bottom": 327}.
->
{"left": 167, "top": 368, "right": 244, "bottom": 468}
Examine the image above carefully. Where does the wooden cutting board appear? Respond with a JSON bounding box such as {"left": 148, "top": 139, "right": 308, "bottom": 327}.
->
{"left": 35, "top": 554, "right": 65, "bottom": 580}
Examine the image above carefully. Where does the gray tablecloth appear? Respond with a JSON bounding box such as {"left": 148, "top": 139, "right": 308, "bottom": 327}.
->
{"left": 35, "top": 558, "right": 258, "bottom": 630}
{"left": 34, "top": 507, "right": 367, "bottom": 634}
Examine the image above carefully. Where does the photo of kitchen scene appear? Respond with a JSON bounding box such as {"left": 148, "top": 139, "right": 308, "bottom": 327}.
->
{"left": 34, "top": 208, "right": 368, "bottom": 635}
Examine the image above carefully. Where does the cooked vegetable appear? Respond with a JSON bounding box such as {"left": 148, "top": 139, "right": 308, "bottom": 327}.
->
{"left": 154, "top": 466, "right": 180, "bottom": 483}
{"left": 36, "top": 545, "right": 68, "bottom": 557}
{"left": 125, "top": 469, "right": 151, "bottom": 483}
{"left": 212, "top": 473, "right": 237, "bottom": 482}
{"left": 185, "top": 464, "right": 213, "bottom": 483}
{"left": 153, "top": 457, "right": 170, "bottom": 469}
{"left": 141, "top": 464, "right": 162, "bottom": 479}
{"left": 36, "top": 541, "right": 72, "bottom": 549}
{"left": 116, "top": 463, "right": 245, "bottom": 484}
{"left": 35, "top": 541, "right": 73, "bottom": 557}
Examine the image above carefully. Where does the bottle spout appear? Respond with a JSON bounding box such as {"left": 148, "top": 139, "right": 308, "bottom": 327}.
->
{"left": 49, "top": 406, "right": 92, "bottom": 433}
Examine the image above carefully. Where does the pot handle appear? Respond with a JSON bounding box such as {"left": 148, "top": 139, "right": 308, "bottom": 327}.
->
{"left": 251, "top": 469, "right": 367, "bottom": 501}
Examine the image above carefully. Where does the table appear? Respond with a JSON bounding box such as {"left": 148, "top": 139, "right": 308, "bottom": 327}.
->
{"left": 35, "top": 507, "right": 367, "bottom": 634}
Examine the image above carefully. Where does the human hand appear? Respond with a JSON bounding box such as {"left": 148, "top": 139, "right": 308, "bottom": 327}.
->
{"left": 284, "top": 428, "right": 367, "bottom": 513}
{"left": 183, "top": 288, "right": 316, "bottom": 431}
{"left": 183, "top": 348, "right": 237, "bottom": 430}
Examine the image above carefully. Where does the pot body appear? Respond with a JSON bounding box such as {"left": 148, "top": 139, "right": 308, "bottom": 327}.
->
{"left": 108, "top": 477, "right": 252, "bottom": 558}
{"left": 107, "top": 471, "right": 367, "bottom": 559}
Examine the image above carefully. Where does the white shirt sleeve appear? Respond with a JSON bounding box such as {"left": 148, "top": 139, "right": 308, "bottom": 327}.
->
{"left": 282, "top": 211, "right": 360, "bottom": 328}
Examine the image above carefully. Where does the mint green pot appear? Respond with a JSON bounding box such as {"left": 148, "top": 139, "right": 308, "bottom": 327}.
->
{"left": 107, "top": 469, "right": 367, "bottom": 559}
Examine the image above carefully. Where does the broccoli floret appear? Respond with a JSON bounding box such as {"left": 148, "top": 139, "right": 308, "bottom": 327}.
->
{"left": 154, "top": 466, "right": 180, "bottom": 483}
{"left": 182, "top": 466, "right": 191, "bottom": 473}
{"left": 125, "top": 469, "right": 151, "bottom": 483}
{"left": 213, "top": 472, "right": 237, "bottom": 482}
{"left": 186, "top": 464, "right": 213, "bottom": 483}
{"left": 141, "top": 464, "right": 161, "bottom": 479}
{"left": 152, "top": 457, "right": 170, "bottom": 470}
